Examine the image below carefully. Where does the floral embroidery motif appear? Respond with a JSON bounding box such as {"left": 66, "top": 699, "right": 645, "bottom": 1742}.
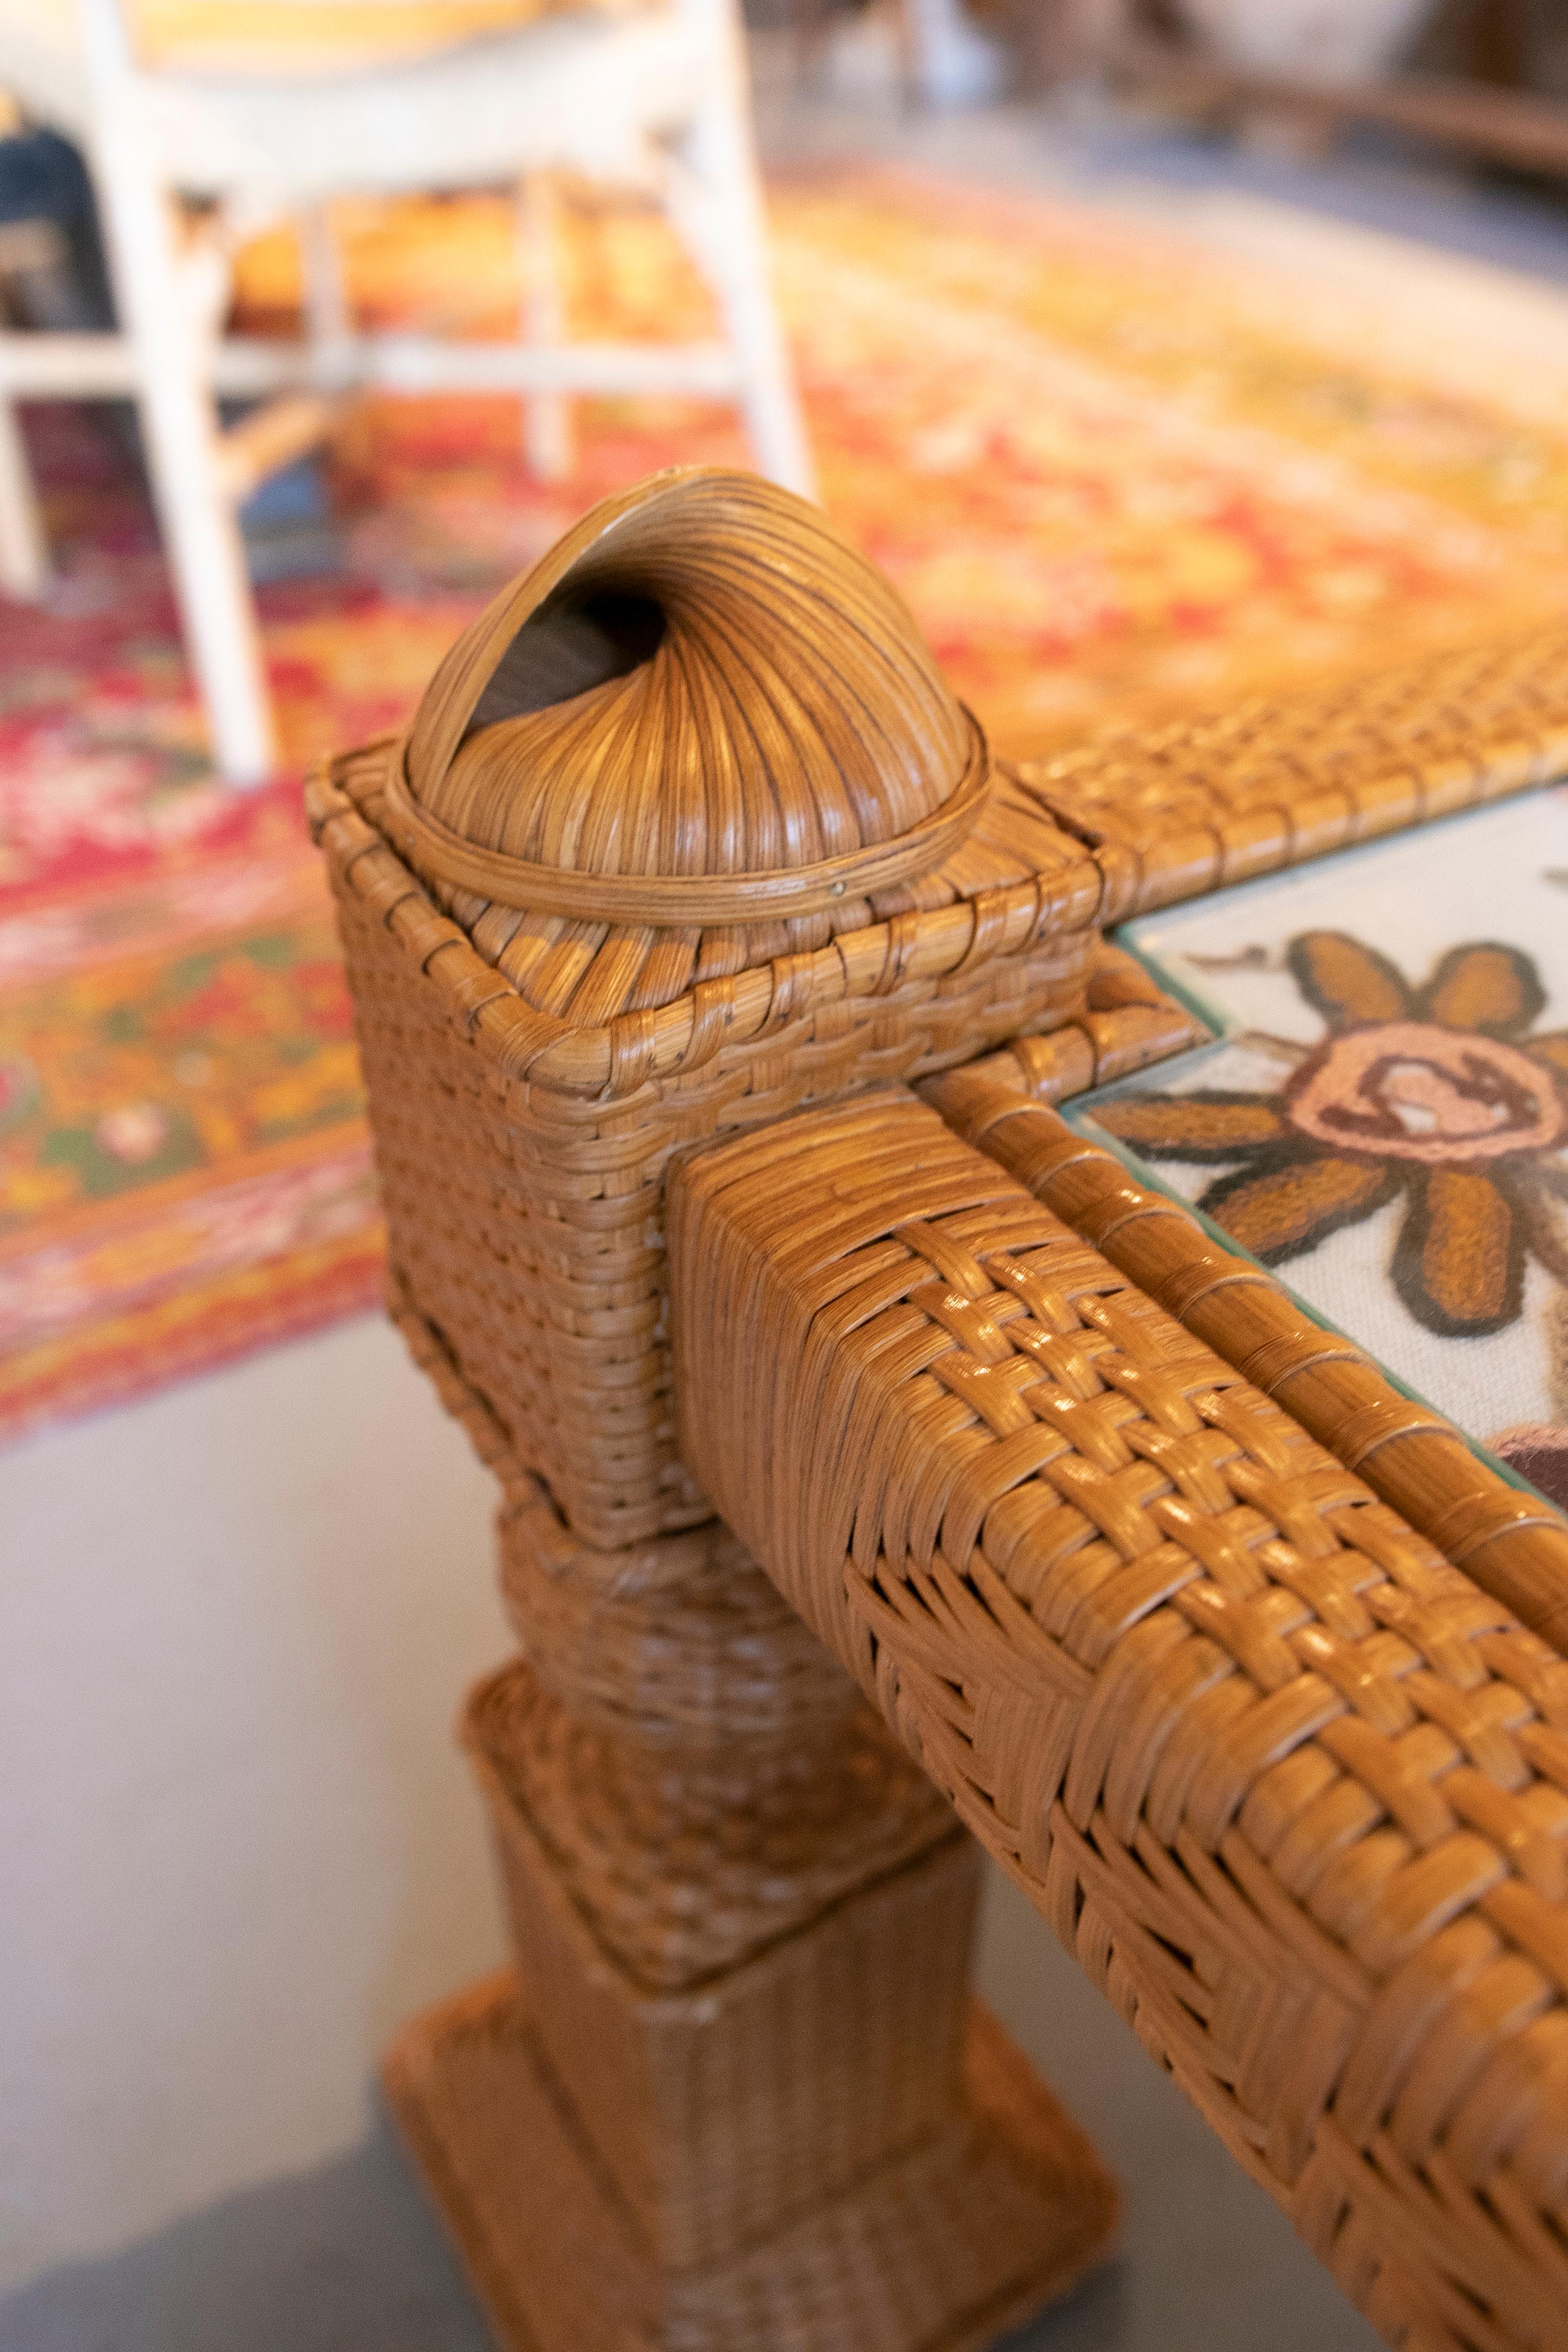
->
{"left": 1096, "top": 932, "right": 1568, "bottom": 1338}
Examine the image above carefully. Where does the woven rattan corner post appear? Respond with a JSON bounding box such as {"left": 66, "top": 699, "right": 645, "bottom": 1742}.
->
{"left": 313, "top": 468, "right": 1122, "bottom": 2352}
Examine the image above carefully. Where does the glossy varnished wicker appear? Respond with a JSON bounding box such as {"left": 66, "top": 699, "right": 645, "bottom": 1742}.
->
{"left": 670, "top": 1090, "right": 1568, "bottom": 2352}
{"left": 312, "top": 524, "right": 1568, "bottom": 1551}
{"left": 387, "top": 1258, "right": 955, "bottom": 1994}
{"left": 1023, "top": 622, "right": 1568, "bottom": 921}
{"left": 355, "top": 472, "right": 1126, "bottom": 2352}
{"left": 383, "top": 1282, "right": 1120, "bottom": 2346}
{"left": 310, "top": 470, "right": 1100, "bottom": 1548}
{"left": 925, "top": 1069, "right": 1568, "bottom": 1658}
{"left": 383, "top": 1976, "right": 1117, "bottom": 2352}
{"left": 326, "top": 468, "right": 1568, "bottom": 2352}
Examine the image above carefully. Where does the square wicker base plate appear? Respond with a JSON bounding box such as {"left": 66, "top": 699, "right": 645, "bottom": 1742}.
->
{"left": 383, "top": 1969, "right": 1117, "bottom": 2352}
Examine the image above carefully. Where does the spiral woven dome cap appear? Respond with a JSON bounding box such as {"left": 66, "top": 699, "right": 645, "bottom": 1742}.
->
{"left": 386, "top": 467, "right": 987, "bottom": 928}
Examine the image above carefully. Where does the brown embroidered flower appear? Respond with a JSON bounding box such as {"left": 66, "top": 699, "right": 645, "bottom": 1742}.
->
{"left": 1096, "top": 932, "right": 1568, "bottom": 1337}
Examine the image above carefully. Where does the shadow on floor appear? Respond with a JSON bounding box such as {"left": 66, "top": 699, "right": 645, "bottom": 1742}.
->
{"left": 0, "top": 2109, "right": 492, "bottom": 2352}
{"left": 0, "top": 2072, "right": 1365, "bottom": 2352}
{"left": 978, "top": 1871, "right": 1380, "bottom": 2352}
{"left": 3, "top": 1881, "right": 1378, "bottom": 2352}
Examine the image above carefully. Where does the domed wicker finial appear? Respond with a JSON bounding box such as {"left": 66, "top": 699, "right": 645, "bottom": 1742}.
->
{"left": 383, "top": 468, "right": 988, "bottom": 926}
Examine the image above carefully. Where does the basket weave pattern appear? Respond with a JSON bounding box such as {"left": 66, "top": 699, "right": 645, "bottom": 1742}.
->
{"left": 385, "top": 1974, "right": 1115, "bottom": 2352}
{"left": 1024, "top": 624, "right": 1568, "bottom": 921}
{"left": 671, "top": 1092, "right": 1568, "bottom": 2352}
{"left": 388, "top": 1266, "right": 954, "bottom": 1975}
{"left": 311, "top": 616, "right": 1568, "bottom": 1549}
{"left": 317, "top": 750, "right": 1094, "bottom": 1547}
{"left": 381, "top": 1249, "right": 1115, "bottom": 2331}
{"left": 926, "top": 1071, "right": 1568, "bottom": 1657}
{"left": 480, "top": 1482, "right": 956, "bottom": 1992}
{"left": 326, "top": 470, "right": 1568, "bottom": 2349}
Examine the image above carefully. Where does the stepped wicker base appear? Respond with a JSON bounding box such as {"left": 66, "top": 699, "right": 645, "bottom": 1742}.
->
{"left": 384, "top": 1974, "right": 1116, "bottom": 2352}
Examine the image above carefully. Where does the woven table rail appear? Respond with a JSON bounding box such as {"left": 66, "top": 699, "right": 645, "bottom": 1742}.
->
{"left": 669, "top": 1091, "right": 1568, "bottom": 2352}
{"left": 923, "top": 1071, "right": 1568, "bottom": 1661}
{"left": 1020, "top": 621, "right": 1568, "bottom": 923}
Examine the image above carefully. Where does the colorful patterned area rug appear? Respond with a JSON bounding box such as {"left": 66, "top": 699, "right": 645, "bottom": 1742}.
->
{"left": 7, "top": 165, "right": 1568, "bottom": 1443}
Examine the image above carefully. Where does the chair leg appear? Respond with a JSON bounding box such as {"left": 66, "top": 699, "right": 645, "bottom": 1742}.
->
{"left": 517, "top": 173, "right": 572, "bottom": 483}
{"left": 677, "top": 2, "right": 816, "bottom": 501}
{"left": 92, "top": 157, "right": 275, "bottom": 783}
{"left": 300, "top": 204, "right": 353, "bottom": 382}
{"left": 0, "top": 391, "right": 49, "bottom": 599}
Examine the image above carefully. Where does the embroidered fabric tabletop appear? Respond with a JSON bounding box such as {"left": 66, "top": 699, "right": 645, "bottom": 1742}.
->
{"left": 1081, "top": 789, "right": 1568, "bottom": 1481}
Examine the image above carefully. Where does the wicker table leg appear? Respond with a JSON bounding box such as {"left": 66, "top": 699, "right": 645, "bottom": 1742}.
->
{"left": 385, "top": 1976, "right": 1112, "bottom": 2352}
{"left": 329, "top": 466, "right": 1139, "bottom": 2349}
{"left": 381, "top": 1471, "right": 1117, "bottom": 2352}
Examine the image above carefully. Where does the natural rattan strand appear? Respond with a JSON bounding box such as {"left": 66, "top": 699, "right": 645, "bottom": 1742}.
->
{"left": 385, "top": 1166, "right": 1112, "bottom": 2322}
{"left": 950, "top": 939, "right": 1207, "bottom": 1108}
{"left": 924, "top": 1068, "right": 1568, "bottom": 1660}
{"left": 399, "top": 471, "right": 978, "bottom": 917}
{"left": 668, "top": 1090, "right": 1568, "bottom": 2352}
{"left": 327, "top": 479, "right": 1568, "bottom": 2352}
{"left": 328, "top": 809, "right": 1092, "bottom": 1547}
{"left": 1021, "top": 622, "right": 1568, "bottom": 922}
{"left": 390, "top": 1270, "right": 958, "bottom": 1991}
{"left": 470, "top": 1649, "right": 953, "bottom": 1993}
{"left": 470, "top": 1738, "right": 986, "bottom": 2276}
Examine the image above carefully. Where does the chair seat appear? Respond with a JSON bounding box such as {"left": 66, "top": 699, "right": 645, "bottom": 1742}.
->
{"left": 0, "top": 4, "right": 707, "bottom": 199}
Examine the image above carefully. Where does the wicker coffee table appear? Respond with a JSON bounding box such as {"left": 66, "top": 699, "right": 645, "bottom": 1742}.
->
{"left": 312, "top": 468, "right": 1568, "bottom": 2352}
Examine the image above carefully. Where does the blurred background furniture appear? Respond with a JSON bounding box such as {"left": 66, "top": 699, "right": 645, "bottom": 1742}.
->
{"left": 877, "top": 0, "right": 1568, "bottom": 177}
{"left": 996, "top": 0, "right": 1568, "bottom": 178}
{"left": 0, "top": 0, "right": 811, "bottom": 784}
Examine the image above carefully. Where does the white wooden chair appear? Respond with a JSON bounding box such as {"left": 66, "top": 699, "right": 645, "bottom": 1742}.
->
{"left": 0, "top": 0, "right": 813, "bottom": 781}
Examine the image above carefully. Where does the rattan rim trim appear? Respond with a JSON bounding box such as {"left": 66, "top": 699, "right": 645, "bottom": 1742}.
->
{"left": 307, "top": 745, "right": 1104, "bottom": 1098}
{"left": 924, "top": 1069, "right": 1568, "bottom": 1658}
{"left": 380, "top": 712, "right": 992, "bottom": 925}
